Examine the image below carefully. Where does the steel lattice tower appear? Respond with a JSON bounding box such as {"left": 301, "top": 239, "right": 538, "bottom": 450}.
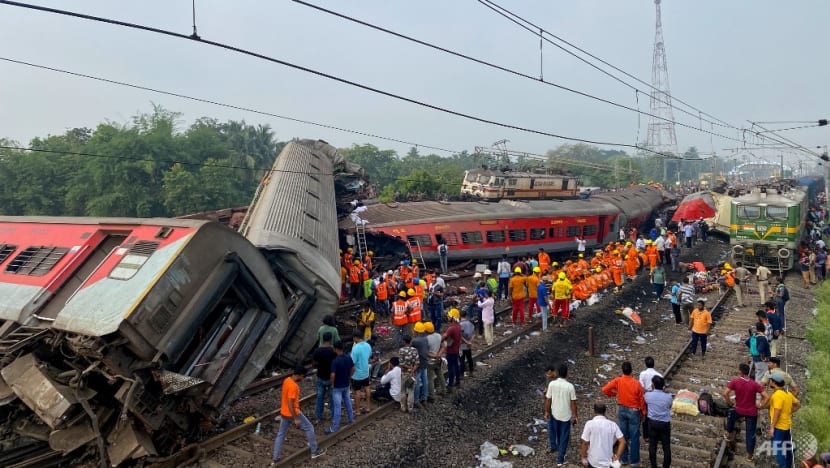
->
{"left": 646, "top": 0, "right": 679, "bottom": 155}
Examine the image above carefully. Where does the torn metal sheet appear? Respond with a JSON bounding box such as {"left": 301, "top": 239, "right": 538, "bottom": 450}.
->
{"left": 1, "top": 354, "right": 77, "bottom": 428}
{"left": 49, "top": 421, "right": 97, "bottom": 453}
{"left": 106, "top": 422, "right": 157, "bottom": 467}
{"left": 152, "top": 369, "right": 205, "bottom": 395}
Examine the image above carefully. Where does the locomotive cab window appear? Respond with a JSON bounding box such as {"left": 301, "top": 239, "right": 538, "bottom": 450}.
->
{"left": 737, "top": 205, "right": 761, "bottom": 219}
{"left": 461, "top": 231, "right": 483, "bottom": 245}
{"left": 486, "top": 230, "right": 505, "bottom": 243}
{"left": 766, "top": 206, "right": 788, "bottom": 220}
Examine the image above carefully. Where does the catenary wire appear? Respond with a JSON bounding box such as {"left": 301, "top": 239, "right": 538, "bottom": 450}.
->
{"left": 478, "top": 0, "right": 739, "bottom": 131}
{"left": 290, "top": 0, "right": 742, "bottom": 144}
{"left": 0, "top": 56, "right": 461, "bottom": 155}
{"left": 0, "top": 0, "right": 687, "bottom": 159}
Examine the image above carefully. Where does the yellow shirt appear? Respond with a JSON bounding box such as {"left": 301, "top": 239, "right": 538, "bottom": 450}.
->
{"left": 769, "top": 389, "right": 798, "bottom": 430}
{"left": 689, "top": 308, "right": 711, "bottom": 334}
{"left": 509, "top": 275, "right": 527, "bottom": 299}
{"left": 552, "top": 278, "right": 573, "bottom": 299}
{"left": 526, "top": 274, "right": 540, "bottom": 298}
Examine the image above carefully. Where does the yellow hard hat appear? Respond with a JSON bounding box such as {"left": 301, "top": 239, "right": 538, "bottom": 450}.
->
{"left": 595, "top": 251, "right": 602, "bottom": 256}
{"left": 514, "top": 267, "right": 522, "bottom": 273}
{"left": 407, "top": 288, "right": 415, "bottom": 296}
{"left": 368, "top": 251, "right": 373, "bottom": 256}
{"left": 412, "top": 259, "right": 418, "bottom": 264}
{"left": 558, "top": 272, "right": 567, "bottom": 280}
{"left": 552, "top": 262, "right": 559, "bottom": 266}
{"left": 448, "top": 308, "right": 460, "bottom": 320}
{"left": 646, "top": 239, "right": 652, "bottom": 244}
{"left": 413, "top": 322, "right": 426, "bottom": 333}
{"left": 721, "top": 269, "right": 727, "bottom": 274}
{"left": 614, "top": 250, "right": 620, "bottom": 255}
{"left": 724, "top": 263, "right": 732, "bottom": 270}
{"left": 424, "top": 321, "right": 435, "bottom": 333}
{"left": 533, "top": 266, "right": 541, "bottom": 273}
{"left": 578, "top": 253, "right": 584, "bottom": 258}
{"left": 399, "top": 291, "right": 407, "bottom": 297}
{"left": 595, "top": 267, "right": 602, "bottom": 273}
{"left": 347, "top": 247, "right": 353, "bottom": 252}
{"left": 626, "top": 241, "right": 632, "bottom": 246}
{"left": 353, "top": 259, "right": 361, "bottom": 265}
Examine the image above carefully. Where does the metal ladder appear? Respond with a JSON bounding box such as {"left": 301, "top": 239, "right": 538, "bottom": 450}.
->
{"left": 354, "top": 222, "right": 368, "bottom": 261}
{"left": 412, "top": 240, "right": 427, "bottom": 268}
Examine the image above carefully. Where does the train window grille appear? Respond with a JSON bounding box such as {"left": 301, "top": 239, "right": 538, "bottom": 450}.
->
{"left": 508, "top": 229, "right": 527, "bottom": 242}
{"left": 461, "top": 231, "right": 483, "bottom": 245}
{"left": 737, "top": 205, "right": 761, "bottom": 219}
{"left": 110, "top": 241, "right": 159, "bottom": 280}
{"left": 441, "top": 232, "right": 460, "bottom": 246}
{"left": 583, "top": 225, "right": 597, "bottom": 236}
{"left": 486, "top": 230, "right": 505, "bottom": 243}
{"left": 0, "top": 244, "right": 17, "bottom": 265}
{"left": 566, "top": 226, "right": 581, "bottom": 237}
{"left": 406, "top": 234, "right": 433, "bottom": 248}
{"left": 549, "top": 227, "right": 566, "bottom": 238}
{"left": 766, "top": 206, "right": 788, "bottom": 220}
{"left": 5, "top": 246, "right": 69, "bottom": 276}
{"left": 530, "top": 228, "right": 546, "bottom": 240}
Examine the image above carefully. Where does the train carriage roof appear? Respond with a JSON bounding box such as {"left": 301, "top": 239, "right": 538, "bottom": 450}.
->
{"left": 733, "top": 189, "right": 806, "bottom": 207}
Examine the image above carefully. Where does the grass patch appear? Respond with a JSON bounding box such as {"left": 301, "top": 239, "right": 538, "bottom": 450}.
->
{"left": 799, "top": 281, "right": 830, "bottom": 450}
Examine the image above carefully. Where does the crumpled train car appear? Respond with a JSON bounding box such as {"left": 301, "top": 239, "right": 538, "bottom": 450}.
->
{"left": 0, "top": 217, "right": 288, "bottom": 465}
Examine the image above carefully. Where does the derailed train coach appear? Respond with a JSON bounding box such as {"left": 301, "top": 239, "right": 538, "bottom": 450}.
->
{"left": 0, "top": 218, "right": 289, "bottom": 465}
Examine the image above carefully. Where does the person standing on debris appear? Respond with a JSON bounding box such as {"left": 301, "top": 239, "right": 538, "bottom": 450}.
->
{"left": 326, "top": 341, "right": 354, "bottom": 434}
{"left": 351, "top": 332, "right": 373, "bottom": 415}
{"left": 317, "top": 314, "right": 341, "bottom": 348}
{"left": 410, "top": 322, "right": 431, "bottom": 410}
{"left": 723, "top": 363, "right": 768, "bottom": 463}
{"left": 774, "top": 279, "right": 790, "bottom": 329}
{"left": 478, "top": 290, "right": 495, "bottom": 346}
{"left": 756, "top": 263, "right": 772, "bottom": 304}
{"left": 437, "top": 241, "right": 448, "bottom": 274}
{"left": 552, "top": 272, "right": 573, "bottom": 328}
{"left": 746, "top": 323, "right": 770, "bottom": 383}
{"left": 272, "top": 366, "right": 326, "bottom": 463}
{"left": 580, "top": 402, "right": 625, "bottom": 468}
{"left": 545, "top": 363, "right": 578, "bottom": 466}
{"left": 678, "top": 277, "right": 696, "bottom": 325}
{"left": 689, "top": 300, "right": 712, "bottom": 359}
{"left": 312, "top": 333, "right": 337, "bottom": 424}
{"left": 427, "top": 276, "right": 445, "bottom": 333}
{"left": 644, "top": 375, "right": 673, "bottom": 468}
{"left": 497, "top": 254, "right": 511, "bottom": 301}
{"left": 527, "top": 266, "right": 541, "bottom": 320}
{"left": 391, "top": 292, "right": 409, "bottom": 347}
{"left": 767, "top": 374, "right": 800, "bottom": 468}
{"left": 601, "top": 361, "right": 645, "bottom": 467}
{"left": 575, "top": 235, "right": 587, "bottom": 255}
{"left": 424, "top": 321, "right": 446, "bottom": 398}
{"left": 734, "top": 262, "right": 751, "bottom": 306}
{"left": 509, "top": 267, "right": 528, "bottom": 326}
{"left": 760, "top": 357, "right": 800, "bottom": 397}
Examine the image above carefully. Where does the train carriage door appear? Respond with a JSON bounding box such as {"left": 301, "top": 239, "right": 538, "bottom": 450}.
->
{"left": 596, "top": 216, "right": 609, "bottom": 243}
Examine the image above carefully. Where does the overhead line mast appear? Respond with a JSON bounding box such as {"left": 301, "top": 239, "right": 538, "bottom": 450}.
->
{"left": 646, "top": 0, "right": 679, "bottom": 157}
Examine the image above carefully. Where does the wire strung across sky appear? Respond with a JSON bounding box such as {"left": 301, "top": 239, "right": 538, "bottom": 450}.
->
{"left": 290, "top": 0, "right": 742, "bottom": 144}
{"left": 477, "top": 0, "right": 739, "bottom": 131}
{"left": 0, "top": 0, "right": 697, "bottom": 160}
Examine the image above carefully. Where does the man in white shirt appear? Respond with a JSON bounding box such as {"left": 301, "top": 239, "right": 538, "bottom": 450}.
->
{"left": 635, "top": 236, "right": 646, "bottom": 251}
{"left": 372, "top": 357, "right": 401, "bottom": 403}
{"left": 575, "top": 236, "right": 587, "bottom": 254}
{"left": 755, "top": 263, "right": 772, "bottom": 305}
{"left": 654, "top": 235, "right": 666, "bottom": 265}
{"left": 544, "top": 364, "right": 578, "bottom": 466}
{"left": 638, "top": 356, "right": 662, "bottom": 392}
{"left": 581, "top": 402, "right": 625, "bottom": 468}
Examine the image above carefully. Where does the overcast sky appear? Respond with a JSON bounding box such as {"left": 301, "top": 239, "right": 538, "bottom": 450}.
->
{"left": 1, "top": 1, "right": 827, "bottom": 169}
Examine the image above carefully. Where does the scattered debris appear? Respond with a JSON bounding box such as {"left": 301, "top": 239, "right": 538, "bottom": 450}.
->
{"left": 508, "top": 444, "right": 535, "bottom": 457}
{"left": 723, "top": 333, "right": 742, "bottom": 344}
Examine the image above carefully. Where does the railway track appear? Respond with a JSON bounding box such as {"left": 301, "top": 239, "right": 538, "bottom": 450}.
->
{"left": 627, "top": 283, "right": 777, "bottom": 467}
{"left": 155, "top": 303, "right": 531, "bottom": 467}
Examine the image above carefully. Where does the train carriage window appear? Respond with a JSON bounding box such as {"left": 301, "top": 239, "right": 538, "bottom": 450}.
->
{"left": 461, "top": 231, "right": 483, "bottom": 245}
{"left": 110, "top": 241, "right": 160, "bottom": 280}
{"left": 507, "top": 178, "right": 517, "bottom": 186}
{"left": 737, "top": 205, "right": 761, "bottom": 219}
{"left": 508, "top": 229, "right": 526, "bottom": 242}
{"left": 486, "top": 230, "right": 505, "bottom": 243}
{"left": 441, "top": 232, "right": 459, "bottom": 246}
{"left": 406, "top": 234, "right": 433, "bottom": 247}
{"left": 0, "top": 244, "right": 17, "bottom": 265}
{"left": 766, "top": 206, "right": 788, "bottom": 220}
{"left": 5, "top": 246, "right": 69, "bottom": 276}
{"left": 566, "top": 226, "right": 581, "bottom": 237}
{"left": 529, "top": 228, "right": 546, "bottom": 240}
{"left": 549, "top": 227, "right": 566, "bottom": 238}
{"left": 582, "top": 225, "right": 597, "bottom": 236}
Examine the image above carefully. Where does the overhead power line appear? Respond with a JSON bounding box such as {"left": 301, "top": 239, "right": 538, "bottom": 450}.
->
{"left": 477, "top": 0, "right": 740, "bottom": 131}
{"left": 0, "top": 0, "right": 685, "bottom": 159}
{"left": 0, "top": 56, "right": 461, "bottom": 155}
{"left": 290, "top": 0, "right": 741, "bottom": 144}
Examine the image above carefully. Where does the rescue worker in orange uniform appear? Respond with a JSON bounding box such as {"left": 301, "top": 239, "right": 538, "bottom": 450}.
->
{"left": 363, "top": 251, "right": 373, "bottom": 271}
{"left": 611, "top": 250, "right": 624, "bottom": 293}
{"left": 343, "top": 247, "right": 353, "bottom": 268}
{"left": 413, "top": 278, "right": 425, "bottom": 301}
{"left": 411, "top": 259, "right": 420, "bottom": 279}
{"left": 576, "top": 253, "right": 590, "bottom": 278}
{"left": 538, "top": 248, "right": 551, "bottom": 273}
{"left": 624, "top": 253, "right": 639, "bottom": 281}
{"left": 645, "top": 239, "right": 659, "bottom": 271}
{"left": 508, "top": 267, "right": 527, "bottom": 326}
{"left": 590, "top": 251, "right": 603, "bottom": 269}
{"left": 392, "top": 291, "right": 408, "bottom": 346}
{"left": 405, "top": 288, "right": 422, "bottom": 338}
{"left": 526, "top": 266, "right": 541, "bottom": 320}
{"left": 340, "top": 261, "right": 348, "bottom": 302}
{"left": 349, "top": 259, "right": 362, "bottom": 302}
{"left": 375, "top": 274, "right": 389, "bottom": 318}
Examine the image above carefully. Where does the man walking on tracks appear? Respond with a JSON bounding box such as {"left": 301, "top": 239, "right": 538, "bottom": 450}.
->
{"left": 722, "top": 363, "right": 769, "bottom": 463}
{"left": 678, "top": 277, "right": 695, "bottom": 325}
{"left": 601, "top": 361, "right": 645, "bottom": 467}
{"left": 271, "top": 366, "right": 326, "bottom": 464}
{"left": 545, "top": 363, "right": 578, "bottom": 466}
{"left": 689, "top": 299, "right": 712, "bottom": 359}
{"left": 644, "top": 376, "right": 673, "bottom": 468}
{"left": 756, "top": 263, "right": 772, "bottom": 304}
{"left": 767, "top": 374, "right": 800, "bottom": 468}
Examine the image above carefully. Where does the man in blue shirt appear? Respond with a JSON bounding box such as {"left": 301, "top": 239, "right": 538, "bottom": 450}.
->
{"left": 536, "top": 280, "right": 551, "bottom": 331}
{"left": 326, "top": 341, "right": 354, "bottom": 434}
{"left": 351, "top": 332, "right": 372, "bottom": 415}
{"left": 644, "top": 375, "right": 673, "bottom": 468}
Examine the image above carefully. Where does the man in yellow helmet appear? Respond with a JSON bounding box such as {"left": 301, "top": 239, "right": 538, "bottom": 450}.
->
{"left": 509, "top": 267, "right": 528, "bottom": 326}
{"left": 552, "top": 272, "right": 573, "bottom": 328}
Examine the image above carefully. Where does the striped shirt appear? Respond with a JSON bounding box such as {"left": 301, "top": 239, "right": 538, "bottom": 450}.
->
{"left": 679, "top": 283, "right": 696, "bottom": 304}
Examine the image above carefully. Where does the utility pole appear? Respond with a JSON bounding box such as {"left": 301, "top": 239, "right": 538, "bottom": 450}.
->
{"left": 780, "top": 154, "right": 784, "bottom": 178}
{"left": 646, "top": 0, "right": 679, "bottom": 156}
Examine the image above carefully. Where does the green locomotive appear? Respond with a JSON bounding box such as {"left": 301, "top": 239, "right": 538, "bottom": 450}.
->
{"left": 729, "top": 182, "right": 808, "bottom": 271}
